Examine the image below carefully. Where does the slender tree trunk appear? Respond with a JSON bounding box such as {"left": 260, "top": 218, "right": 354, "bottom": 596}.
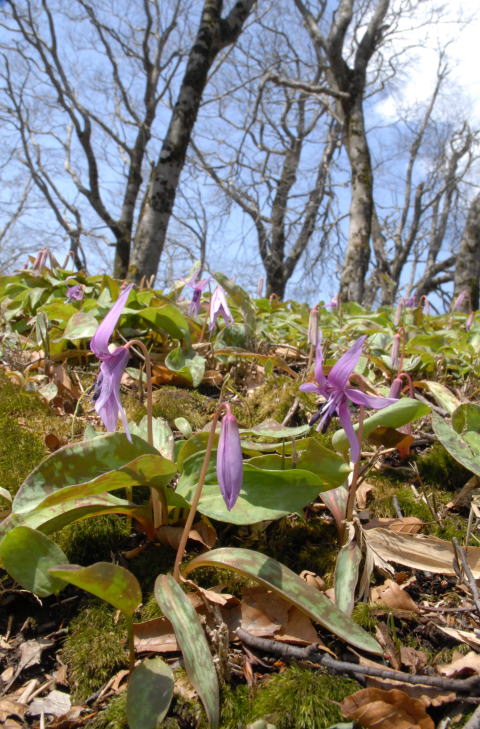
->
{"left": 453, "top": 193, "right": 480, "bottom": 311}
{"left": 339, "top": 100, "right": 373, "bottom": 302}
{"left": 129, "top": 0, "right": 255, "bottom": 283}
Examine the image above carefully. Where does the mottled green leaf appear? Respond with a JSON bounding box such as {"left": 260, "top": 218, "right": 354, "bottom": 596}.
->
{"left": 63, "top": 311, "right": 98, "bottom": 340}
{"left": 155, "top": 574, "right": 219, "bottom": 729}
{"left": 185, "top": 548, "right": 382, "bottom": 655}
{"left": 165, "top": 347, "right": 205, "bottom": 387}
{"left": 239, "top": 419, "right": 310, "bottom": 439}
{"left": 13, "top": 434, "right": 163, "bottom": 515}
{"left": 129, "top": 416, "right": 175, "bottom": 460}
{"left": 432, "top": 412, "right": 480, "bottom": 476}
{"left": 0, "top": 526, "right": 68, "bottom": 597}
{"left": 176, "top": 450, "right": 334, "bottom": 525}
{"left": 334, "top": 528, "right": 362, "bottom": 617}
{"left": 49, "top": 562, "right": 141, "bottom": 618}
{"left": 452, "top": 403, "right": 480, "bottom": 434}
{"left": 419, "top": 380, "right": 461, "bottom": 415}
{"left": 126, "top": 657, "right": 174, "bottom": 729}
{"left": 332, "top": 399, "right": 430, "bottom": 454}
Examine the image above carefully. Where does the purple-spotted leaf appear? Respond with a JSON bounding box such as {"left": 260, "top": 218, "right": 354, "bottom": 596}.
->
{"left": 155, "top": 574, "right": 219, "bottom": 729}
{"left": 0, "top": 526, "right": 68, "bottom": 597}
{"left": 432, "top": 412, "right": 480, "bottom": 477}
{"left": 126, "top": 657, "right": 174, "bottom": 729}
{"left": 184, "top": 548, "right": 382, "bottom": 655}
{"left": 49, "top": 562, "right": 141, "bottom": 618}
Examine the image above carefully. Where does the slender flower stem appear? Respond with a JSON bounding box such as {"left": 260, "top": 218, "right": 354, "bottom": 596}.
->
{"left": 127, "top": 619, "right": 135, "bottom": 674}
{"left": 343, "top": 405, "right": 365, "bottom": 542}
{"left": 173, "top": 405, "right": 223, "bottom": 582}
{"left": 127, "top": 339, "right": 165, "bottom": 529}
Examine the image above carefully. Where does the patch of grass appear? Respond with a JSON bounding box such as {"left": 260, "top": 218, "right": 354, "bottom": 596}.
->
{"left": 62, "top": 601, "right": 128, "bottom": 702}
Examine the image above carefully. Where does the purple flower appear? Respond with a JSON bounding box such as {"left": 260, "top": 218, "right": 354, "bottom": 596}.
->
{"left": 453, "top": 290, "right": 469, "bottom": 311}
{"left": 209, "top": 286, "right": 234, "bottom": 330}
{"left": 326, "top": 295, "right": 338, "bottom": 310}
{"left": 66, "top": 284, "right": 84, "bottom": 302}
{"left": 300, "top": 334, "right": 398, "bottom": 462}
{"left": 186, "top": 273, "right": 211, "bottom": 317}
{"left": 90, "top": 284, "right": 133, "bottom": 440}
{"left": 216, "top": 404, "right": 243, "bottom": 510}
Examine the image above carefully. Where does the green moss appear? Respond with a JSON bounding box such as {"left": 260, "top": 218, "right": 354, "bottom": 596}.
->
{"left": 266, "top": 519, "right": 338, "bottom": 581}
{"left": 231, "top": 375, "right": 301, "bottom": 428}
{"left": 151, "top": 387, "right": 216, "bottom": 430}
{"left": 250, "top": 666, "right": 359, "bottom": 729}
{"left": 127, "top": 542, "right": 177, "bottom": 594}
{"left": 88, "top": 694, "right": 128, "bottom": 729}
{"left": 416, "top": 443, "right": 470, "bottom": 490}
{"left": 352, "top": 601, "right": 380, "bottom": 631}
{"left": 219, "top": 683, "right": 255, "bottom": 728}
{"left": 62, "top": 602, "right": 128, "bottom": 702}
{"left": 0, "top": 373, "right": 52, "bottom": 496}
{"left": 55, "top": 515, "right": 130, "bottom": 565}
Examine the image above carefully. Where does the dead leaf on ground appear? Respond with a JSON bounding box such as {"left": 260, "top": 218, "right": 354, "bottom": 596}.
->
{"left": 437, "top": 626, "right": 480, "bottom": 650}
{"left": 400, "top": 646, "right": 428, "bottom": 673}
{"left": 447, "top": 475, "right": 480, "bottom": 510}
{"left": 133, "top": 617, "right": 178, "bottom": 653}
{"left": 299, "top": 570, "right": 326, "bottom": 591}
{"left": 0, "top": 699, "right": 27, "bottom": 723}
{"left": 29, "top": 690, "right": 71, "bottom": 718}
{"left": 275, "top": 607, "right": 319, "bottom": 645}
{"left": 370, "top": 579, "right": 419, "bottom": 613}
{"left": 237, "top": 587, "right": 289, "bottom": 637}
{"left": 356, "top": 481, "right": 375, "bottom": 509}
{"left": 45, "top": 433, "right": 68, "bottom": 452}
{"left": 363, "top": 528, "right": 480, "bottom": 576}
{"left": 155, "top": 519, "right": 216, "bottom": 550}
{"left": 363, "top": 517, "right": 424, "bottom": 534}
{"left": 437, "top": 650, "right": 480, "bottom": 678}
{"left": 341, "top": 687, "right": 435, "bottom": 729}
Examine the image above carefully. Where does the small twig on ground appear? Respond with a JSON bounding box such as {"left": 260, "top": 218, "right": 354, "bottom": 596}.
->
{"left": 235, "top": 628, "right": 480, "bottom": 694}
{"left": 452, "top": 538, "right": 480, "bottom": 617}
{"left": 282, "top": 397, "right": 299, "bottom": 426}
{"left": 392, "top": 495, "right": 403, "bottom": 519}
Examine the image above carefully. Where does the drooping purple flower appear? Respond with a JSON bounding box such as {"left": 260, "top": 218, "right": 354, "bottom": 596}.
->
{"left": 326, "top": 295, "right": 338, "bottom": 310}
{"left": 90, "top": 284, "right": 133, "bottom": 440}
{"left": 466, "top": 311, "right": 475, "bottom": 330}
{"left": 300, "top": 334, "right": 398, "bottom": 463}
{"left": 66, "top": 284, "right": 84, "bottom": 302}
{"left": 209, "top": 286, "right": 234, "bottom": 330}
{"left": 452, "top": 290, "right": 469, "bottom": 311}
{"left": 186, "top": 273, "right": 211, "bottom": 317}
{"left": 216, "top": 403, "right": 243, "bottom": 510}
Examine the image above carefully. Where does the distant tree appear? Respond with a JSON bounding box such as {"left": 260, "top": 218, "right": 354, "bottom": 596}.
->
{"left": 452, "top": 193, "right": 480, "bottom": 311}
{"left": 0, "top": 0, "right": 255, "bottom": 280}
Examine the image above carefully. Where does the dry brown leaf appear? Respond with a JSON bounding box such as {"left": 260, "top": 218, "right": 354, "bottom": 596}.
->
{"left": 29, "top": 690, "right": 71, "bottom": 718}
{"left": 365, "top": 677, "right": 455, "bottom": 708}
{"left": 356, "top": 481, "right": 375, "bottom": 509}
{"left": 133, "top": 617, "right": 178, "bottom": 653}
{"left": 436, "top": 626, "right": 480, "bottom": 650}
{"left": 447, "top": 475, "right": 480, "bottom": 510}
{"left": 400, "top": 646, "right": 428, "bottom": 673}
{"left": 155, "top": 520, "right": 216, "bottom": 551}
{"left": 299, "top": 570, "right": 326, "bottom": 591}
{"left": 0, "top": 699, "right": 26, "bottom": 722}
{"left": 370, "top": 579, "right": 419, "bottom": 612}
{"left": 45, "top": 433, "right": 67, "bottom": 452}
{"left": 341, "top": 687, "right": 435, "bottom": 729}
{"left": 363, "top": 527, "right": 480, "bottom": 576}
{"left": 363, "top": 517, "right": 424, "bottom": 534}
{"left": 275, "top": 607, "right": 319, "bottom": 645}
{"left": 437, "top": 650, "right": 480, "bottom": 678}
{"left": 238, "top": 587, "right": 289, "bottom": 637}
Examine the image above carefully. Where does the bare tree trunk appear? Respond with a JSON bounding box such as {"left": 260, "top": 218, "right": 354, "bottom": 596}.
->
{"left": 129, "top": 0, "right": 255, "bottom": 283}
{"left": 453, "top": 193, "right": 480, "bottom": 311}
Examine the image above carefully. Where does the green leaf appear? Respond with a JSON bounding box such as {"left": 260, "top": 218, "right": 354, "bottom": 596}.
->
{"left": 155, "top": 574, "right": 219, "bottom": 728}
{"left": 0, "top": 526, "right": 68, "bottom": 597}
{"left": 419, "top": 380, "right": 461, "bottom": 415}
{"left": 165, "top": 347, "right": 205, "bottom": 387}
{"left": 174, "top": 417, "right": 193, "bottom": 439}
{"left": 49, "top": 562, "right": 141, "bottom": 618}
{"left": 185, "top": 548, "right": 382, "bottom": 655}
{"left": 432, "top": 412, "right": 480, "bottom": 477}
{"left": 140, "top": 304, "right": 190, "bottom": 339}
{"left": 63, "top": 311, "right": 99, "bottom": 340}
{"left": 452, "top": 403, "right": 480, "bottom": 434}
{"left": 129, "top": 416, "right": 175, "bottom": 460}
{"left": 126, "top": 657, "right": 174, "bottom": 729}
{"left": 12, "top": 434, "right": 165, "bottom": 515}
{"left": 176, "top": 450, "right": 335, "bottom": 525}
{"left": 334, "top": 528, "right": 362, "bottom": 617}
{"left": 239, "top": 419, "right": 310, "bottom": 439}
{"left": 332, "top": 399, "right": 430, "bottom": 454}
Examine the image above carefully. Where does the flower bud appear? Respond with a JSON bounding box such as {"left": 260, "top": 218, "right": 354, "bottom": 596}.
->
{"left": 389, "top": 376, "right": 404, "bottom": 399}
{"left": 216, "top": 404, "right": 243, "bottom": 511}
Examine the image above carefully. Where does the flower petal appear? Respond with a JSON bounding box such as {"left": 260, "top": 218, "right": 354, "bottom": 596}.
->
{"left": 94, "top": 346, "right": 130, "bottom": 436}
{"left": 345, "top": 388, "right": 398, "bottom": 410}
{"left": 313, "top": 337, "right": 327, "bottom": 390}
{"left": 328, "top": 336, "right": 366, "bottom": 390}
{"left": 90, "top": 284, "right": 133, "bottom": 358}
{"left": 337, "top": 401, "right": 360, "bottom": 463}
{"left": 299, "top": 382, "right": 321, "bottom": 394}
{"left": 216, "top": 407, "right": 243, "bottom": 511}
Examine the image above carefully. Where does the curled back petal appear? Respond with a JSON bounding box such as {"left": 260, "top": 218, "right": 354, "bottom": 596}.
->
{"left": 345, "top": 388, "right": 398, "bottom": 410}
{"left": 90, "top": 284, "right": 133, "bottom": 358}
{"left": 94, "top": 346, "right": 130, "bottom": 434}
{"left": 328, "top": 336, "right": 366, "bottom": 390}
{"left": 337, "top": 400, "right": 360, "bottom": 463}
{"left": 299, "top": 382, "right": 321, "bottom": 394}
{"left": 313, "top": 338, "right": 327, "bottom": 389}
